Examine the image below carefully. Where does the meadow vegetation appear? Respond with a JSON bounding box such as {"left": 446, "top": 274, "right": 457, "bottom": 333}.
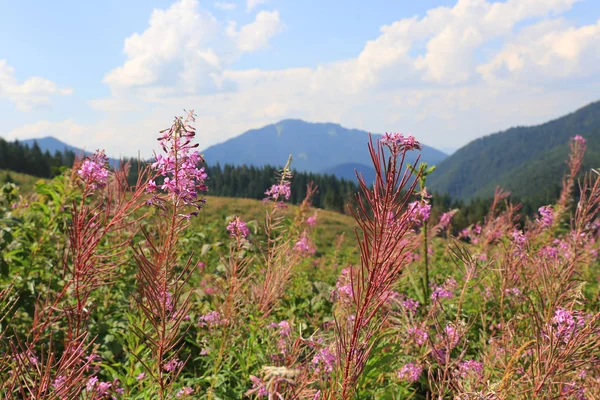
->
{"left": 0, "top": 113, "right": 599, "bottom": 399}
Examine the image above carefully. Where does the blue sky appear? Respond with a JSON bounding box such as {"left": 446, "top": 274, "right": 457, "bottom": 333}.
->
{"left": 1, "top": 0, "right": 599, "bottom": 158}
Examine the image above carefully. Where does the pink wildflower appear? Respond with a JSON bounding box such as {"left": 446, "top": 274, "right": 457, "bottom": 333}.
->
{"left": 77, "top": 150, "right": 110, "bottom": 190}
{"left": 227, "top": 216, "right": 250, "bottom": 239}
{"left": 265, "top": 181, "right": 291, "bottom": 201}
{"left": 305, "top": 214, "right": 317, "bottom": 227}
{"left": 431, "top": 278, "right": 457, "bottom": 301}
{"left": 176, "top": 387, "right": 194, "bottom": 398}
{"left": 397, "top": 362, "right": 422, "bottom": 383}
{"left": 148, "top": 110, "right": 208, "bottom": 209}
{"left": 198, "top": 310, "right": 223, "bottom": 327}
{"left": 294, "top": 232, "right": 316, "bottom": 254}
{"left": 312, "top": 347, "right": 336, "bottom": 374}
{"left": 163, "top": 358, "right": 184, "bottom": 373}
{"left": 538, "top": 205, "right": 553, "bottom": 228}
{"left": 458, "top": 360, "right": 484, "bottom": 379}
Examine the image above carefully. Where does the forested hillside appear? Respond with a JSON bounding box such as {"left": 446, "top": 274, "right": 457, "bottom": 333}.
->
{"left": 429, "top": 100, "right": 600, "bottom": 202}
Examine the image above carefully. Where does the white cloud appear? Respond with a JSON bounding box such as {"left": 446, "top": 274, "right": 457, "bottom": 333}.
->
{"left": 104, "top": 0, "right": 283, "bottom": 97}
{"left": 0, "top": 60, "right": 73, "bottom": 111}
{"left": 6, "top": 119, "right": 86, "bottom": 144}
{"left": 478, "top": 18, "right": 600, "bottom": 83}
{"left": 228, "top": 10, "right": 284, "bottom": 52}
{"left": 246, "top": 0, "right": 267, "bottom": 12}
{"left": 214, "top": 1, "right": 235, "bottom": 10}
{"left": 81, "top": 0, "right": 600, "bottom": 159}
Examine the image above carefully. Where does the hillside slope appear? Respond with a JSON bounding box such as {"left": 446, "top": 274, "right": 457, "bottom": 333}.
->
{"left": 429, "top": 100, "right": 600, "bottom": 200}
{"left": 202, "top": 119, "right": 447, "bottom": 178}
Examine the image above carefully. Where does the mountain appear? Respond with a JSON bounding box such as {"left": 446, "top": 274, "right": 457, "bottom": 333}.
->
{"left": 321, "top": 163, "right": 377, "bottom": 185}
{"left": 201, "top": 119, "right": 447, "bottom": 181}
{"left": 428, "top": 100, "right": 600, "bottom": 201}
{"left": 21, "top": 137, "right": 82, "bottom": 155}
{"left": 20, "top": 137, "right": 120, "bottom": 167}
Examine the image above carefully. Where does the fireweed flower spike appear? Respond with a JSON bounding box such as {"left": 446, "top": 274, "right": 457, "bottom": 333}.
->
{"left": 77, "top": 150, "right": 110, "bottom": 190}
{"left": 147, "top": 110, "right": 208, "bottom": 211}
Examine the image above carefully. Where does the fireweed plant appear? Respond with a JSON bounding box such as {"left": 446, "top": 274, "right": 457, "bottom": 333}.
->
{"left": 1, "top": 115, "right": 600, "bottom": 399}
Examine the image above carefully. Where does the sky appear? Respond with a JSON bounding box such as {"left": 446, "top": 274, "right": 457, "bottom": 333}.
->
{"left": 1, "top": 0, "right": 599, "bottom": 158}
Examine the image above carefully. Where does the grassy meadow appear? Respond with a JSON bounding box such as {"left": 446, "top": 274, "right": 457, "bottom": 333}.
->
{"left": 0, "top": 117, "right": 599, "bottom": 399}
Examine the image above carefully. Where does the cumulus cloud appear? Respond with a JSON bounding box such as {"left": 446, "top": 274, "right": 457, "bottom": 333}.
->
{"left": 6, "top": 119, "right": 86, "bottom": 144}
{"left": 478, "top": 18, "right": 600, "bottom": 83}
{"left": 81, "top": 0, "right": 600, "bottom": 159}
{"left": 227, "top": 10, "right": 284, "bottom": 52}
{"left": 246, "top": 0, "right": 267, "bottom": 12}
{"left": 214, "top": 1, "right": 235, "bottom": 10}
{"left": 0, "top": 60, "right": 73, "bottom": 111}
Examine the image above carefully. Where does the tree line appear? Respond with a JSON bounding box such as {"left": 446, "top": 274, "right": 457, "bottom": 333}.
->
{"left": 1, "top": 138, "right": 563, "bottom": 227}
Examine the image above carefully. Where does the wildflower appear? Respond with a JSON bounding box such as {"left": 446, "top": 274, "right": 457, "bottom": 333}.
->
{"left": 458, "top": 360, "right": 484, "bottom": 379}
{"left": 227, "top": 216, "right": 250, "bottom": 239}
{"left": 265, "top": 181, "right": 291, "bottom": 201}
{"left": 136, "top": 372, "right": 145, "bottom": 381}
{"left": 407, "top": 326, "right": 429, "bottom": 345}
{"left": 312, "top": 347, "right": 336, "bottom": 374}
{"left": 148, "top": 111, "right": 208, "bottom": 209}
{"left": 441, "top": 324, "right": 460, "bottom": 350}
{"left": 52, "top": 376, "right": 66, "bottom": 390}
{"left": 430, "top": 278, "right": 457, "bottom": 301}
{"left": 537, "top": 205, "right": 553, "bottom": 228}
{"left": 294, "top": 232, "right": 315, "bottom": 254}
{"left": 407, "top": 201, "right": 431, "bottom": 225}
{"left": 176, "top": 387, "right": 194, "bottom": 398}
{"left": 573, "top": 134, "right": 586, "bottom": 144}
{"left": 512, "top": 229, "right": 526, "bottom": 246}
{"left": 97, "top": 381, "right": 112, "bottom": 395}
{"left": 402, "top": 297, "right": 420, "bottom": 314}
{"left": 247, "top": 375, "right": 268, "bottom": 398}
{"left": 163, "top": 358, "right": 183, "bottom": 373}
{"left": 381, "top": 132, "right": 421, "bottom": 153}
{"left": 439, "top": 211, "right": 454, "bottom": 228}
{"left": 397, "top": 362, "right": 422, "bottom": 383}
{"left": 269, "top": 320, "right": 291, "bottom": 338}
{"left": 333, "top": 268, "right": 353, "bottom": 300}
{"left": 86, "top": 376, "right": 98, "bottom": 391}
{"left": 305, "top": 214, "right": 317, "bottom": 227}
{"left": 77, "top": 150, "right": 110, "bottom": 190}
{"left": 198, "top": 310, "right": 222, "bottom": 327}
{"left": 550, "top": 308, "right": 585, "bottom": 343}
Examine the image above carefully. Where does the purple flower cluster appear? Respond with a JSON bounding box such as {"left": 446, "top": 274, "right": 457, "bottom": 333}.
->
{"left": 85, "top": 376, "right": 123, "bottom": 397}
{"left": 334, "top": 268, "right": 353, "bottom": 301}
{"left": 176, "top": 387, "right": 194, "bottom": 398}
{"left": 77, "top": 150, "right": 110, "bottom": 190}
{"left": 439, "top": 211, "right": 454, "bottom": 228}
{"left": 538, "top": 205, "right": 553, "bottom": 228}
{"left": 265, "top": 181, "right": 291, "bottom": 201}
{"left": 227, "top": 216, "right": 250, "bottom": 239}
{"left": 441, "top": 324, "right": 460, "bottom": 350}
{"left": 430, "top": 278, "right": 457, "bottom": 301}
{"left": 381, "top": 132, "right": 421, "bottom": 154}
{"left": 248, "top": 375, "right": 268, "bottom": 397}
{"left": 512, "top": 229, "right": 526, "bottom": 246}
{"left": 198, "top": 311, "right": 223, "bottom": 328}
{"left": 163, "top": 358, "right": 184, "bottom": 373}
{"left": 458, "top": 360, "right": 484, "bottom": 379}
{"left": 550, "top": 308, "right": 585, "bottom": 343}
{"left": 407, "top": 201, "right": 431, "bottom": 226}
{"left": 305, "top": 214, "right": 317, "bottom": 227}
{"left": 294, "top": 232, "right": 315, "bottom": 254}
{"left": 407, "top": 326, "right": 429, "bottom": 345}
{"left": 312, "top": 347, "right": 336, "bottom": 374}
{"left": 573, "top": 134, "right": 586, "bottom": 144}
{"left": 397, "top": 362, "right": 423, "bottom": 383}
{"left": 147, "top": 111, "right": 208, "bottom": 209}
{"left": 402, "top": 297, "right": 420, "bottom": 314}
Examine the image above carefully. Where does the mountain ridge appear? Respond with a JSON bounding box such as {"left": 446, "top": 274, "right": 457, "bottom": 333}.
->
{"left": 428, "top": 100, "right": 600, "bottom": 201}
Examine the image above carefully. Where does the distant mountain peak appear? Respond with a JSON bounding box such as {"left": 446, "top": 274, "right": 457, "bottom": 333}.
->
{"left": 202, "top": 119, "right": 447, "bottom": 182}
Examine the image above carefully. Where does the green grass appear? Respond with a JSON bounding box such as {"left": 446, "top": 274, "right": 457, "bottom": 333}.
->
{"left": 0, "top": 170, "right": 44, "bottom": 193}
